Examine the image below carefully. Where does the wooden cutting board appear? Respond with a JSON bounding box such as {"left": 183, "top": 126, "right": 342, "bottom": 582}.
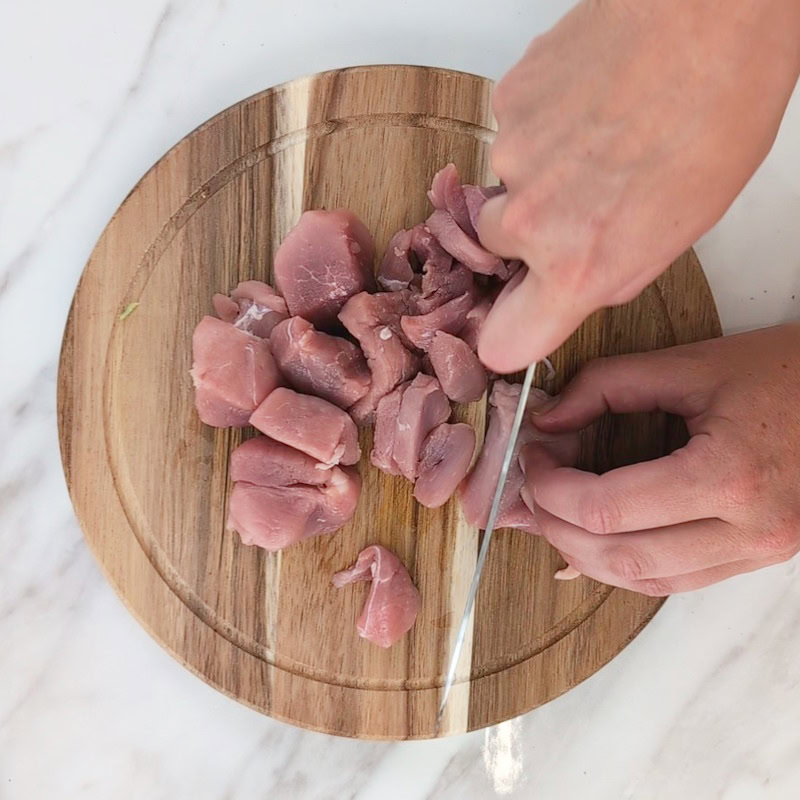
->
{"left": 58, "top": 65, "right": 721, "bottom": 739}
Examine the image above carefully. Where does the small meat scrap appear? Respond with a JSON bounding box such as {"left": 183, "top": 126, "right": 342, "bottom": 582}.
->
{"left": 339, "top": 291, "right": 420, "bottom": 424}
{"left": 228, "top": 466, "right": 361, "bottom": 551}
{"left": 426, "top": 209, "right": 507, "bottom": 277}
{"left": 270, "top": 317, "right": 370, "bottom": 410}
{"left": 414, "top": 422, "right": 476, "bottom": 509}
{"left": 428, "top": 331, "right": 487, "bottom": 403}
{"left": 378, "top": 229, "right": 415, "bottom": 291}
{"left": 460, "top": 381, "right": 579, "bottom": 531}
{"left": 332, "top": 544, "right": 421, "bottom": 648}
{"left": 274, "top": 209, "right": 376, "bottom": 329}
{"left": 212, "top": 280, "right": 289, "bottom": 338}
{"left": 230, "top": 436, "right": 333, "bottom": 487}
{"left": 370, "top": 374, "right": 450, "bottom": 481}
{"left": 400, "top": 290, "right": 474, "bottom": 351}
{"left": 190, "top": 316, "right": 282, "bottom": 427}
{"left": 250, "top": 387, "right": 360, "bottom": 466}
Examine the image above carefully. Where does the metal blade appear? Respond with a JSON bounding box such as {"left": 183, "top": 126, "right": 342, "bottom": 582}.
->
{"left": 435, "top": 362, "right": 538, "bottom": 733}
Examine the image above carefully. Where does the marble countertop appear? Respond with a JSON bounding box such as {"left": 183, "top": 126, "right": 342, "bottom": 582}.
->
{"left": 2, "top": 1, "right": 799, "bottom": 797}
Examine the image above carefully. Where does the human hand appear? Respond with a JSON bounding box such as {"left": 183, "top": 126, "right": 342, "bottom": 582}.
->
{"left": 478, "top": 0, "right": 800, "bottom": 373}
{"left": 520, "top": 325, "right": 800, "bottom": 595}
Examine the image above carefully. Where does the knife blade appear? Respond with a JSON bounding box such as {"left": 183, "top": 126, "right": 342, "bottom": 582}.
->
{"left": 435, "top": 361, "right": 538, "bottom": 733}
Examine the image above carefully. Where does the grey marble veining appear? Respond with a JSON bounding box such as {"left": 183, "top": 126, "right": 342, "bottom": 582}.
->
{"left": 2, "top": 1, "right": 799, "bottom": 798}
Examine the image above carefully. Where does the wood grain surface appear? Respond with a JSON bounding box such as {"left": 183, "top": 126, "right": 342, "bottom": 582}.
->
{"left": 57, "top": 65, "right": 722, "bottom": 739}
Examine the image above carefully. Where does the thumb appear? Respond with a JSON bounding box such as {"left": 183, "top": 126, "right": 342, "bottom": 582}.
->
{"left": 475, "top": 193, "right": 524, "bottom": 260}
{"left": 478, "top": 267, "right": 593, "bottom": 373}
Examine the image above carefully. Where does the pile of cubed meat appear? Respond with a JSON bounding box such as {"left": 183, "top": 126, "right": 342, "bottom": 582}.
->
{"left": 190, "top": 164, "right": 575, "bottom": 647}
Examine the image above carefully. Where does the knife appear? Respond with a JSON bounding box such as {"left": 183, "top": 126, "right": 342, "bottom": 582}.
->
{"left": 435, "top": 361, "right": 538, "bottom": 733}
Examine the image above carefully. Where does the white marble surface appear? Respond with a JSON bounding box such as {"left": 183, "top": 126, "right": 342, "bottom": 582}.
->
{"left": 2, "top": 1, "right": 799, "bottom": 797}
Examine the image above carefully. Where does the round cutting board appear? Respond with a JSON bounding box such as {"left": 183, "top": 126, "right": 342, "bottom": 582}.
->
{"left": 58, "top": 65, "right": 721, "bottom": 739}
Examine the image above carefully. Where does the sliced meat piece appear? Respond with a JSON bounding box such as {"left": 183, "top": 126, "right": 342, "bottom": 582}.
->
{"left": 426, "top": 209, "right": 507, "bottom": 277}
{"left": 228, "top": 466, "right": 361, "bottom": 551}
{"left": 270, "top": 317, "right": 370, "bottom": 410}
{"left": 391, "top": 374, "right": 450, "bottom": 481}
{"left": 428, "top": 331, "right": 488, "bottom": 403}
{"left": 400, "top": 291, "right": 474, "bottom": 351}
{"left": 410, "top": 222, "right": 452, "bottom": 276}
{"left": 463, "top": 184, "right": 506, "bottom": 234}
{"left": 378, "top": 229, "right": 415, "bottom": 291}
{"left": 250, "top": 387, "right": 360, "bottom": 466}
{"left": 230, "top": 436, "right": 332, "bottom": 487}
{"left": 190, "top": 316, "right": 282, "bottom": 428}
{"left": 415, "top": 262, "right": 475, "bottom": 314}
{"left": 274, "top": 209, "right": 376, "bottom": 329}
{"left": 339, "top": 291, "right": 420, "bottom": 424}
{"left": 370, "top": 383, "right": 405, "bottom": 476}
{"left": 332, "top": 544, "right": 421, "bottom": 648}
{"left": 459, "top": 381, "right": 578, "bottom": 531}
{"left": 414, "top": 423, "right": 476, "bottom": 508}
{"left": 427, "top": 163, "right": 476, "bottom": 239}
{"left": 212, "top": 280, "right": 289, "bottom": 338}
{"left": 459, "top": 295, "right": 493, "bottom": 352}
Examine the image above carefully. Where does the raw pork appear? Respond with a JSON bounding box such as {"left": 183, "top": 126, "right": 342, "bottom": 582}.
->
{"left": 459, "top": 295, "right": 493, "bottom": 352}
{"left": 212, "top": 280, "right": 289, "bottom": 338}
{"left": 427, "top": 163, "right": 476, "bottom": 239}
{"left": 250, "top": 387, "right": 360, "bottom": 466}
{"left": 460, "top": 381, "right": 578, "bottom": 531}
{"left": 426, "top": 209, "right": 507, "bottom": 277}
{"left": 400, "top": 291, "right": 473, "bottom": 351}
{"left": 274, "top": 209, "right": 376, "bottom": 329}
{"left": 414, "top": 423, "right": 476, "bottom": 508}
{"left": 428, "top": 331, "right": 487, "bottom": 403}
{"left": 371, "top": 374, "right": 450, "bottom": 481}
{"left": 370, "top": 383, "right": 405, "bottom": 476}
{"left": 378, "top": 229, "right": 415, "bottom": 291}
{"left": 228, "top": 466, "right": 361, "bottom": 551}
{"left": 338, "top": 291, "right": 420, "bottom": 424}
{"left": 230, "top": 436, "right": 332, "bottom": 487}
{"left": 332, "top": 544, "right": 420, "bottom": 648}
{"left": 190, "top": 316, "right": 282, "bottom": 427}
{"left": 270, "top": 317, "right": 370, "bottom": 409}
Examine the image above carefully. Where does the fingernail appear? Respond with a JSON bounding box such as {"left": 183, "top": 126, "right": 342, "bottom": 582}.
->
{"left": 520, "top": 484, "right": 534, "bottom": 513}
{"left": 554, "top": 565, "right": 582, "bottom": 581}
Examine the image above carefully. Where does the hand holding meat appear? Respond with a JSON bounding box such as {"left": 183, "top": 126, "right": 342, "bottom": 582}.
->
{"left": 477, "top": 0, "right": 800, "bottom": 373}
{"left": 523, "top": 326, "right": 800, "bottom": 595}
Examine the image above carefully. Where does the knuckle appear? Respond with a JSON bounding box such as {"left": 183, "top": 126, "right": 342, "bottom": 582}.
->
{"left": 719, "top": 464, "right": 764, "bottom": 510}
{"left": 577, "top": 489, "right": 622, "bottom": 534}
{"left": 605, "top": 544, "right": 650, "bottom": 582}
{"left": 760, "top": 523, "right": 800, "bottom": 558}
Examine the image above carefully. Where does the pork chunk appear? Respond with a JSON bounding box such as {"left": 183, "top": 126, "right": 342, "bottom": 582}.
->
{"left": 428, "top": 331, "right": 488, "bottom": 403}
{"left": 274, "top": 209, "right": 376, "bottom": 329}
{"left": 459, "top": 381, "right": 578, "bottom": 531}
{"left": 250, "top": 387, "right": 360, "bottom": 466}
{"left": 228, "top": 466, "right": 360, "bottom": 551}
{"left": 414, "top": 423, "right": 476, "bottom": 508}
{"left": 338, "top": 291, "right": 420, "bottom": 424}
{"left": 212, "top": 280, "right": 289, "bottom": 338}
{"left": 332, "top": 544, "right": 420, "bottom": 648}
{"left": 190, "top": 316, "right": 282, "bottom": 427}
{"left": 270, "top": 317, "right": 370, "bottom": 410}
